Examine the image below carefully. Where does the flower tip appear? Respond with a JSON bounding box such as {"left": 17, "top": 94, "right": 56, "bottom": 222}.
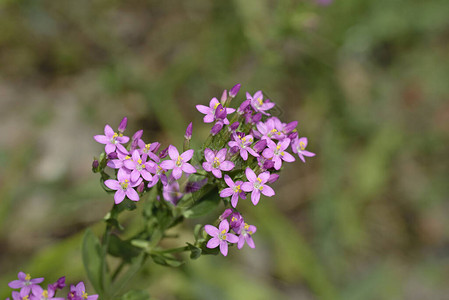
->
{"left": 118, "top": 117, "right": 128, "bottom": 132}
{"left": 229, "top": 83, "right": 241, "bottom": 98}
{"left": 185, "top": 122, "right": 193, "bottom": 140}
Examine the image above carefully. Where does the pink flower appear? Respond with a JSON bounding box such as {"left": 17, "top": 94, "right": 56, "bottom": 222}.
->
{"left": 202, "top": 148, "right": 234, "bottom": 178}
{"left": 219, "top": 175, "right": 246, "bottom": 208}
{"left": 291, "top": 137, "right": 315, "bottom": 163}
{"left": 241, "top": 168, "right": 275, "bottom": 205}
{"left": 123, "top": 150, "right": 155, "bottom": 182}
{"left": 67, "top": 282, "right": 98, "bottom": 300}
{"left": 262, "top": 138, "right": 295, "bottom": 170}
{"left": 8, "top": 272, "right": 44, "bottom": 295}
{"left": 227, "top": 133, "right": 259, "bottom": 161}
{"left": 104, "top": 169, "right": 142, "bottom": 204}
{"left": 94, "top": 124, "right": 130, "bottom": 154}
{"left": 236, "top": 222, "right": 257, "bottom": 249}
{"left": 196, "top": 97, "right": 235, "bottom": 124}
{"left": 246, "top": 91, "right": 275, "bottom": 115}
{"left": 159, "top": 145, "right": 196, "bottom": 180}
{"left": 204, "top": 220, "right": 239, "bottom": 256}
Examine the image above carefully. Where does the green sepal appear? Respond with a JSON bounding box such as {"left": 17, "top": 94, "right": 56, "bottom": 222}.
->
{"left": 186, "top": 242, "right": 202, "bottom": 259}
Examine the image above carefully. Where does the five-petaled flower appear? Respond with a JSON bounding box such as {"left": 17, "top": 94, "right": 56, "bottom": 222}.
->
{"left": 202, "top": 148, "right": 234, "bottom": 178}
{"left": 204, "top": 220, "right": 239, "bottom": 256}
{"left": 228, "top": 133, "right": 259, "bottom": 161}
{"left": 196, "top": 97, "right": 235, "bottom": 124}
{"left": 67, "top": 282, "right": 98, "bottom": 300}
{"left": 104, "top": 169, "right": 142, "bottom": 204}
{"left": 241, "top": 168, "right": 275, "bottom": 205}
{"left": 93, "top": 124, "right": 129, "bottom": 154}
{"left": 8, "top": 272, "right": 44, "bottom": 295}
{"left": 262, "top": 138, "right": 295, "bottom": 170}
{"left": 246, "top": 91, "right": 275, "bottom": 115}
{"left": 123, "top": 150, "right": 155, "bottom": 182}
{"left": 236, "top": 222, "right": 257, "bottom": 249}
{"left": 159, "top": 145, "right": 196, "bottom": 180}
{"left": 220, "top": 175, "right": 246, "bottom": 208}
{"left": 291, "top": 137, "right": 315, "bottom": 163}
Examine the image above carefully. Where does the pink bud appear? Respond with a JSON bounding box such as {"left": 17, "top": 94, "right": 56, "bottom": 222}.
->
{"left": 118, "top": 117, "right": 127, "bottom": 133}
{"left": 229, "top": 83, "right": 241, "bottom": 98}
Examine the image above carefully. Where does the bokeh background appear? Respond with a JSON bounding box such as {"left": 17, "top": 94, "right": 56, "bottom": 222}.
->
{"left": 1, "top": 0, "right": 449, "bottom": 299}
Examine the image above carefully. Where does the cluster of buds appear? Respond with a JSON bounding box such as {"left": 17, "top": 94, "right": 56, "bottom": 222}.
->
{"left": 6, "top": 272, "right": 97, "bottom": 300}
{"left": 93, "top": 83, "right": 315, "bottom": 257}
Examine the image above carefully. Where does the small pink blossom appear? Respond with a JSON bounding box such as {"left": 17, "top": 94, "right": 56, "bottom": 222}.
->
{"left": 159, "top": 145, "right": 196, "bottom": 180}
{"left": 204, "top": 220, "right": 239, "bottom": 256}
{"left": 104, "top": 169, "right": 142, "bottom": 204}
{"left": 241, "top": 168, "right": 275, "bottom": 205}
{"left": 202, "top": 148, "right": 234, "bottom": 178}
{"left": 291, "top": 137, "right": 315, "bottom": 163}
{"left": 94, "top": 124, "right": 129, "bottom": 154}
{"left": 219, "top": 175, "right": 246, "bottom": 208}
{"left": 262, "top": 138, "right": 295, "bottom": 170}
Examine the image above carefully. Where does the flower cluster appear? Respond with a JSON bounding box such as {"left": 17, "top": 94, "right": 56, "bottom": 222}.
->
{"left": 6, "top": 272, "right": 97, "bottom": 300}
{"left": 93, "top": 83, "right": 315, "bottom": 257}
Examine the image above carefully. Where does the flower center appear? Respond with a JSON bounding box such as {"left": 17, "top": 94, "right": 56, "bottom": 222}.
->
{"left": 254, "top": 177, "right": 263, "bottom": 190}
{"left": 111, "top": 132, "right": 119, "bottom": 144}
{"left": 257, "top": 97, "right": 263, "bottom": 106}
{"left": 23, "top": 296, "right": 29, "bottom": 300}
{"left": 176, "top": 156, "right": 183, "bottom": 167}
{"left": 144, "top": 143, "right": 152, "bottom": 152}
{"left": 213, "top": 157, "right": 221, "bottom": 168}
{"left": 42, "top": 290, "right": 48, "bottom": 298}
{"left": 120, "top": 179, "right": 129, "bottom": 190}
{"left": 214, "top": 102, "right": 220, "bottom": 110}
{"left": 25, "top": 274, "right": 31, "bottom": 281}
{"left": 219, "top": 229, "right": 227, "bottom": 240}
{"left": 82, "top": 291, "right": 89, "bottom": 299}
{"left": 299, "top": 141, "right": 305, "bottom": 151}
{"left": 233, "top": 185, "right": 241, "bottom": 193}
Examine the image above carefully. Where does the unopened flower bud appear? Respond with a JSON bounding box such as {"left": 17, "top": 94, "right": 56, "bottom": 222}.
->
{"left": 284, "top": 121, "right": 298, "bottom": 134}
{"left": 92, "top": 159, "right": 99, "bottom": 169}
{"left": 215, "top": 104, "right": 227, "bottom": 120}
{"left": 49, "top": 276, "right": 66, "bottom": 291}
{"left": 132, "top": 129, "right": 143, "bottom": 141}
{"left": 219, "top": 208, "right": 233, "bottom": 221}
{"left": 267, "top": 173, "right": 280, "bottom": 184}
{"left": 252, "top": 113, "right": 262, "bottom": 123}
{"left": 288, "top": 131, "right": 298, "bottom": 140}
{"left": 238, "top": 100, "right": 251, "bottom": 114}
{"left": 137, "top": 182, "right": 145, "bottom": 193}
{"left": 229, "top": 83, "right": 241, "bottom": 98}
{"left": 118, "top": 117, "right": 128, "bottom": 133}
{"left": 263, "top": 159, "right": 275, "bottom": 170}
{"left": 211, "top": 122, "right": 223, "bottom": 135}
{"left": 184, "top": 122, "right": 193, "bottom": 140}
{"left": 108, "top": 152, "right": 118, "bottom": 159}
{"left": 229, "top": 146, "right": 239, "bottom": 155}
{"left": 253, "top": 139, "right": 267, "bottom": 152}
{"left": 220, "top": 89, "right": 227, "bottom": 105}
{"left": 159, "top": 147, "right": 169, "bottom": 159}
{"left": 229, "top": 121, "right": 239, "bottom": 132}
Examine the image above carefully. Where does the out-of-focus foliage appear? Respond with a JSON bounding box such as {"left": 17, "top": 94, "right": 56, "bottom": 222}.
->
{"left": 1, "top": 0, "right": 449, "bottom": 299}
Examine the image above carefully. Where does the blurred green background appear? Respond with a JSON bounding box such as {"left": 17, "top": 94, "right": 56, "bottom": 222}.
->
{"left": 1, "top": 0, "right": 449, "bottom": 299}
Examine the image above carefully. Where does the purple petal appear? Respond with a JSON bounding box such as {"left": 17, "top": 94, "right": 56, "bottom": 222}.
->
{"left": 93, "top": 135, "right": 109, "bottom": 144}
{"left": 223, "top": 175, "right": 234, "bottom": 187}
{"left": 261, "top": 185, "right": 275, "bottom": 197}
{"left": 204, "top": 225, "right": 219, "bottom": 237}
{"left": 216, "top": 148, "right": 227, "bottom": 161}
{"left": 105, "top": 143, "right": 116, "bottom": 154}
{"left": 114, "top": 190, "right": 126, "bottom": 204}
{"left": 241, "top": 182, "right": 253, "bottom": 192}
{"left": 251, "top": 190, "right": 261, "bottom": 205}
{"left": 274, "top": 157, "right": 282, "bottom": 170}
{"left": 209, "top": 97, "right": 219, "bottom": 108}
{"left": 126, "top": 188, "right": 139, "bottom": 201}
{"left": 226, "top": 233, "right": 239, "bottom": 243}
{"left": 298, "top": 153, "right": 306, "bottom": 163}
{"left": 104, "top": 124, "right": 114, "bottom": 137}
{"left": 131, "top": 150, "right": 140, "bottom": 162}
{"left": 160, "top": 160, "right": 175, "bottom": 170}
{"left": 258, "top": 171, "right": 270, "bottom": 183}
{"left": 262, "top": 148, "right": 274, "bottom": 159}
{"left": 240, "top": 148, "right": 248, "bottom": 160}
{"left": 168, "top": 145, "right": 179, "bottom": 160}
{"left": 131, "top": 170, "right": 140, "bottom": 183}
{"left": 220, "top": 188, "right": 234, "bottom": 198}
{"left": 219, "top": 241, "right": 228, "bottom": 256}
{"left": 204, "top": 148, "right": 215, "bottom": 162}
{"left": 203, "top": 114, "right": 214, "bottom": 123}
{"left": 282, "top": 151, "right": 296, "bottom": 162}
{"left": 231, "top": 193, "right": 239, "bottom": 208}
{"left": 219, "top": 219, "right": 229, "bottom": 232}
{"left": 212, "top": 169, "right": 222, "bottom": 178}
{"left": 141, "top": 170, "right": 153, "bottom": 181}
{"left": 246, "top": 236, "right": 256, "bottom": 248}
{"left": 202, "top": 162, "right": 212, "bottom": 172}
{"left": 280, "top": 138, "right": 291, "bottom": 151}
{"left": 182, "top": 163, "right": 196, "bottom": 174}
{"left": 219, "top": 161, "right": 234, "bottom": 171}
{"left": 196, "top": 105, "right": 211, "bottom": 115}
{"left": 104, "top": 179, "right": 120, "bottom": 190}
{"left": 207, "top": 237, "right": 220, "bottom": 249}
{"left": 302, "top": 150, "right": 316, "bottom": 157}
{"left": 237, "top": 235, "right": 245, "bottom": 249}
{"left": 181, "top": 149, "right": 194, "bottom": 161}
{"left": 245, "top": 168, "right": 257, "bottom": 182}
{"left": 123, "top": 159, "right": 135, "bottom": 170}
{"left": 172, "top": 167, "right": 182, "bottom": 180}
{"left": 8, "top": 280, "right": 23, "bottom": 289}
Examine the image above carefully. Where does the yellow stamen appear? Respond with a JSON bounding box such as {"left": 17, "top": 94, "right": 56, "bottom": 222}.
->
{"left": 276, "top": 145, "right": 281, "bottom": 150}
{"left": 299, "top": 142, "right": 305, "bottom": 151}
{"left": 82, "top": 291, "right": 89, "bottom": 299}
{"left": 249, "top": 231, "right": 253, "bottom": 235}
{"left": 257, "top": 97, "right": 263, "bottom": 106}
{"left": 23, "top": 296, "right": 29, "bottom": 300}
{"left": 119, "top": 133, "right": 123, "bottom": 137}
{"left": 112, "top": 133, "right": 118, "bottom": 139}
{"left": 214, "top": 102, "right": 220, "bottom": 109}
{"left": 244, "top": 223, "right": 249, "bottom": 230}
{"left": 42, "top": 290, "right": 49, "bottom": 298}
{"left": 138, "top": 159, "right": 142, "bottom": 164}
{"left": 257, "top": 178, "right": 262, "bottom": 183}
{"left": 125, "top": 155, "right": 131, "bottom": 160}
{"left": 221, "top": 229, "right": 226, "bottom": 234}
{"left": 25, "top": 274, "right": 31, "bottom": 281}
{"left": 145, "top": 143, "right": 152, "bottom": 150}
{"left": 281, "top": 151, "right": 285, "bottom": 156}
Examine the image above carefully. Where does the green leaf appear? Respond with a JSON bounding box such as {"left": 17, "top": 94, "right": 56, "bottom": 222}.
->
{"left": 187, "top": 243, "right": 202, "bottom": 259}
{"left": 131, "top": 239, "right": 150, "bottom": 250}
{"left": 150, "top": 253, "right": 184, "bottom": 267}
{"left": 120, "top": 290, "right": 150, "bottom": 300}
{"left": 107, "top": 234, "right": 141, "bottom": 262}
{"left": 111, "top": 253, "right": 146, "bottom": 298}
{"left": 82, "top": 229, "right": 104, "bottom": 295}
